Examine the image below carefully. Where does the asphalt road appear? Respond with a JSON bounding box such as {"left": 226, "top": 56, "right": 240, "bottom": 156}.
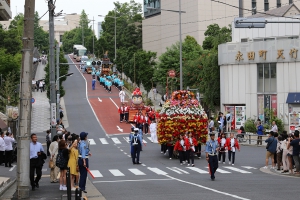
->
{"left": 55, "top": 55, "right": 300, "bottom": 200}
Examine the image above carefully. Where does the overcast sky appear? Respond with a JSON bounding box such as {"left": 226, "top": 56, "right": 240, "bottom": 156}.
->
{"left": 13, "top": 0, "right": 143, "bottom": 21}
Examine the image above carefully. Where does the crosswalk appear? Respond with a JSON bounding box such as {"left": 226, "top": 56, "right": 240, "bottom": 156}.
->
{"left": 89, "top": 166, "right": 255, "bottom": 178}
{"left": 88, "top": 136, "right": 155, "bottom": 146}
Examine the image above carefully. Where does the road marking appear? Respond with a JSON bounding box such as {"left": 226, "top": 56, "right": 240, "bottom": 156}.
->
{"left": 223, "top": 167, "right": 252, "bottom": 173}
{"left": 120, "top": 149, "right": 123, "bottom": 152}
{"left": 205, "top": 167, "right": 231, "bottom": 173}
{"left": 111, "top": 137, "right": 122, "bottom": 144}
{"left": 241, "top": 166, "right": 257, "bottom": 169}
{"left": 127, "top": 155, "right": 131, "bottom": 157}
{"left": 90, "top": 170, "right": 103, "bottom": 178}
{"left": 88, "top": 139, "right": 96, "bottom": 145}
{"left": 147, "top": 137, "right": 152, "bottom": 142}
{"left": 9, "top": 165, "right": 16, "bottom": 171}
{"left": 116, "top": 126, "right": 123, "bottom": 132}
{"left": 141, "top": 164, "right": 146, "bottom": 166}
{"left": 99, "top": 138, "right": 109, "bottom": 144}
{"left": 128, "top": 168, "right": 146, "bottom": 175}
{"left": 186, "top": 167, "right": 208, "bottom": 174}
{"left": 109, "top": 169, "right": 125, "bottom": 176}
{"left": 171, "top": 167, "right": 189, "bottom": 174}
{"left": 148, "top": 167, "right": 168, "bottom": 175}
{"left": 124, "top": 137, "right": 130, "bottom": 143}
{"left": 109, "top": 97, "right": 119, "bottom": 109}
{"left": 42, "top": 168, "right": 47, "bottom": 172}
{"left": 124, "top": 152, "right": 127, "bottom": 155}
{"left": 93, "top": 178, "right": 172, "bottom": 183}
{"left": 166, "top": 167, "right": 182, "bottom": 174}
{"left": 98, "top": 97, "right": 102, "bottom": 102}
{"left": 142, "top": 139, "right": 147, "bottom": 144}
{"left": 164, "top": 174, "right": 250, "bottom": 200}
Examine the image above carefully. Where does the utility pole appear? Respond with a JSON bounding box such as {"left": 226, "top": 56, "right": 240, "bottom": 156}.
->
{"left": 49, "top": 0, "right": 56, "bottom": 140}
{"left": 17, "top": 0, "right": 35, "bottom": 198}
{"left": 81, "top": 21, "right": 84, "bottom": 46}
{"left": 93, "top": 16, "right": 95, "bottom": 57}
{"left": 56, "top": 46, "right": 60, "bottom": 120}
{"left": 179, "top": 0, "right": 183, "bottom": 90}
{"left": 134, "top": 53, "right": 136, "bottom": 86}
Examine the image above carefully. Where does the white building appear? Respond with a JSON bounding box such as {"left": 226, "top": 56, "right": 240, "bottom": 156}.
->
{"left": 143, "top": 0, "right": 300, "bottom": 57}
{"left": 218, "top": 4, "right": 300, "bottom": 132}
{"left": 0, "top": 0, "right": 12, "bottom": 21}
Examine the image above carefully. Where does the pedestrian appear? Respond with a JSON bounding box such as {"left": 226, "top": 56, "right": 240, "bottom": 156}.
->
{"left": 217, "top": 133, "right": 227, "bottom": 164}
{"left": 144, "top": 113, "right": 150, "bottom": 135}
{"left": 32, "top": 79, "right": 36, "bottom": 91}
{"left": 49, "top": 135, "right": 59, "bottom": 183}
{"left": 39, "top": 80, "right": 44, "bottom": 92}
{"left": 36, "top": 80, "right": 40, "bottom": 92}
{"left": 273, "top": 132, "right": 279, "bottom": 168}
{"left": 205, "top": 132, "right": 219, "bottom": 181}
{"left": 226, "top": 133, "right": 240, "bottom": 165}
{"left": 4, "top": 132, "right": 15, "bottom": 167}
{"left": 256, "top": 121, "right": 264, "bottom": 145}
{"left": 57, "top": 140, "right": 69, "bottom": 191}
{"left": 271, "top": 121, "right": 278, "bottom": 133}
{"left": 119, "top": 88, "right": 125, "bottom": 103}
{"left": 149, "top": 120, "right": 157, "bottom": 143}
{"left": 68, "top": 139, "right": 79, "bottom": 191}
{"left": 118, "top": 104, "right": 125, "bottom": 123}
{"left": 29, "top": 133, "right": 45, "bottom": 191}
{"left": 281, "top": 133, "right": 289, "bottom": 173}
{"left": 286, "top": 134, "right": 295, "bottom": 174}
{"left": 0, "top": 131, "right": 5, "bottom": 166}
{"left": 276, "top": 135, "right": 283, "bottom": 171}
{"left": 131, "top": 128, "right": 142, "bottom": 164}
{"left": 208, "top": 117, "right": 215, "bottom": 132}
{"left": 264, "top": 131, "right": 277, "bottom": 169}
{"left": 187, "top": 132, "right": 197, "bottom": 167}
{"left": 92, "top": 77, "right": 96, "bottom": 90}
{"left": 174, "top": 134, "right": 188, "bottom": 165}
{"left": 288, "top": 130, "right": 300, "bottom": 174}
{"left": 46, "top": 130, "right": 51, "bottom": 156}
{"left": 225, "top": 111, "right": 232, "bottom": 133}
{"left": 78, "top": 132, "right": 91, "bottom": 193}
{"left": 152, "top": 87, "right": 157, "bottom": 100}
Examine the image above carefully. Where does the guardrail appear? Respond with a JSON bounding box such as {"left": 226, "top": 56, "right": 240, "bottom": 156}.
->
{"left": 223, "top": 132, "right": 268, "bottom": 145}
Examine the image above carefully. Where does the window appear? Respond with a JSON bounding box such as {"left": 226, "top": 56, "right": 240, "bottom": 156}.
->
{"left": 289, "top": 0, "right": 293, "bottom": 4}
{"left": 277, "top": 0, "right": 281, "bottom": 8}
{"left": 257, "top": 63, "right": 277, "bottom": 93}
{"left": 60, "top": 35, "right": 63, "bottom": 42}
{"left": 252, "top": 0, "right": 257, "bottom": 15}
{"left": 264, "top": 0, "right": 269, "bottom": 11}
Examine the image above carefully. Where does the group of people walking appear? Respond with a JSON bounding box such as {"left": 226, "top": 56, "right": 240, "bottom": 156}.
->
{"left": 0, "top": 130, "right": 15, "bottom": 168}
{"left": 31, "top": 79, "right": 45, "bottom": 92}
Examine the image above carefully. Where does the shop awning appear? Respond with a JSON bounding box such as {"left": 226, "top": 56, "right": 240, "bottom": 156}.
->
{"left": 286, "top": 93, "right": 300, "bottom": 104}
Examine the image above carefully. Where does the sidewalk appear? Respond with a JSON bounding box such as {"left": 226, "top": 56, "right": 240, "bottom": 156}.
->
{"left": 260, "top": 166, "right": 300, "bottom": 178}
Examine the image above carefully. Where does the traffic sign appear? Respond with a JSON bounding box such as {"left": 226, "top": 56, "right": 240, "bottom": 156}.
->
{"left": 31, "top": 98, "right": 35, "bottom": 104}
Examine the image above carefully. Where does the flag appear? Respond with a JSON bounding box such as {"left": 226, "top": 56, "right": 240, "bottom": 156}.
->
{"left": 86, "top": 167, "right": 95, "bottom": 179}
{"left": 208, "top": 163, "right": 211, "bottom": 175}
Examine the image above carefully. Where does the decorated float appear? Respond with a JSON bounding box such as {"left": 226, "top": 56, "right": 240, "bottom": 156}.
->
{"left": 157, "top": 90, "right": 208, "bottom": 145}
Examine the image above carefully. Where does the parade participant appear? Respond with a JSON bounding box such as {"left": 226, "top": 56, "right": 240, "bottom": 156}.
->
{"left": 99, "top": 76, "right": 104, "bottom": 87}
{"left": 144, "top": 113, "right": 151, "bottom": 135}
{"left": 187, "top": 132, "right": 197, "bottom": 166}
{"left": 119, "top": 88, "right": 126, "bottom": 103}
{"left": 129, "top": 127, "right": 135, "bottom": 156}
{"left": 174, "top": 134, "right": 188, "bottom": 165}
{"left": 167, "top": 137, "right": 175, "bottom": 159}
{"left": 133, "top": 112, "right": 139, "bottom": 128}
{"left": 124, "top": 103, "right": 129, "bottom": 123}
{"left": 92, "top": 77, "right": 96, "bottom": 90}
{"left": 149, "top": 120, "right": 157, "bottom": 143}
{"left": 225, "top": 133, "right": 240, "bottom": 165}
{"left": 131, "top": 128, "right": 142, "bottom": 164}
{"left": 195, "top": 138, "right": 202, "bottom": 159}
{"left": 96, "top": 70, "right": 100, "bottom": 81}
{"left": 107, "top": 80, "right": 112, "bottom": 93}
{"left": 91, "top": 70, "right": 96, "bottom": 79}
{"left": 118, "top": 104, "right": 125, "bottom": 123}
{"left": 78, "top": 132, "right": 91, "bottom": 193}
{"left": 29, "top": 134, "right": 45, "bottom": 190}
{"left": 118, "top": 79, "right": 124, "bottom": 91}
{"left": 138, "top": 113, "right": 145, "bottom": 134}
{"left": 217, "top": 133, "right": 227, "bottom": 164}
{"left": 205, "top": 132, "right": 219, "bottom": 181}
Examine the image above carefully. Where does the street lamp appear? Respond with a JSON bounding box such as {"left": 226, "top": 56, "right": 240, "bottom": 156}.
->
{"left": 147, "top": 0, "right": 185, "bottom": 90}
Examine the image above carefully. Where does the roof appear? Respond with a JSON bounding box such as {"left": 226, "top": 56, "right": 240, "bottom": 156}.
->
{"left": 248, "top": 4, "right": 300, "bottom": 18}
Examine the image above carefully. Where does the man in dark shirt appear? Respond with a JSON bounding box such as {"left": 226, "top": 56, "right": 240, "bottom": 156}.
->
{"left": 289, "top": 130, "right": 300, "bottom": 173}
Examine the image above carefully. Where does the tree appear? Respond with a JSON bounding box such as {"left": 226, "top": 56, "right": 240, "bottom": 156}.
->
{"left": 0, "top": 72, "right": 19, "bottom": 113}
{"left": 34, "top": 12, "right": 49, "bottom": 53}
{"left": 202, "top": 24, "right": 231, "bottom": 50}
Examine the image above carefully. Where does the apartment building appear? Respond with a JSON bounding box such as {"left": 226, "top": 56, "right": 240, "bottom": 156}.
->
{"left": 143, "top": 0, "right": 300, "bottom": 56}
{"left": 0, "top": 0, "right": 12, "bottom": 21}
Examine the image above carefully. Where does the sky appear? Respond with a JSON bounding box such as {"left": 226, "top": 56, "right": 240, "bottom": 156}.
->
{"left": 12, "top": 0, "right": 143, "bottom": 21}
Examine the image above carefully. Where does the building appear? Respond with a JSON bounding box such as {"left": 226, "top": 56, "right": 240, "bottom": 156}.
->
{"left": 0, "top": 0, "right": 12, "bottom": 21}
{"left": 218, "top": 4, "right": 300, "bottom": 132}
{"left": 143, "top": 0, "right": 300, "bottom": 57}
{"left": 98, "top": 21, "right": 103, "bottom": 39}
{"left": 39, "top": 14, "right": 81, "bottom": 46}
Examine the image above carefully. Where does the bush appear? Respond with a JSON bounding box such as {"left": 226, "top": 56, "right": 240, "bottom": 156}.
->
{"left": 244, "top": 118, "right": 257, "bottom": 133}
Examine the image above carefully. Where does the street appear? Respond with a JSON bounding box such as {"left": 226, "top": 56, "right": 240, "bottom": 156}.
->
{"left": 61, "top": 55, "right": 300, "bottom": 200}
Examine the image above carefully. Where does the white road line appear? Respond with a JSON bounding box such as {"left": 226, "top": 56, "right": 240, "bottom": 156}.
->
{"left": 124, "top": 152, "right": 127, "bottom": 155}
{"left": 99, "top": 138, "right": 109, "bottom": 144}
{"left": 241, "top": 166, "right": 257, "bottom": 169}
{"left": 147, "top": 137, "right": 152, "bottom": 142}
{"left": 164, "top": 175, "right": 250, "bottom": 200}
{"left": 88, "top": 139, "right": 96, "bottom": 145}
{"left": 141, "top": 164, "right": 146, "bottom": 166}
{"left": 128, "top": 168, "right": 146, "bottom": 175}
{"left": 124, "top": 137, "right": 130, "bottom": 143}
{"left": 90, "top": 170, "right": 103, "bottom": 178}
{"left": 93, "top": 178, "right": 172, "bottom": 183}
{"left": 172, "top": 167, "right": 189, "bottom": 174}
{"left": 186, "top": 167, "right": 208, "bottom": 174}
{"left": 166, "top": 167, "right": 182, "bottom": 174}
{"left": 109, "top": 169, "right": 125, "bottom": 176}
{"left": 9, "top": 165, "right": 16, "bottom": 172}
{"left": 98, "top": 97, "right": 102, "bottom": 102}
{"left": 142, "top": 139, "right": 147, "bottom": 144}
{"left": 109, "top": 97, "right": 119, "bottom": 109}
{"left": 128, "top": 155, "right": 131, "bottom": 157}
{"left": 120, "top": 149, "right": 123, "bottom": 152}
{"left": 223, "top": 167, "right": 252, "bottom": 174}
{"left": 147, "top": 167, "right": 168, "bottom": 175}
{"left": 205, "top": 167, "right": 231, "bottom": 173}
{"left": 111, "top": 137, "right": 122, "bottom": 144}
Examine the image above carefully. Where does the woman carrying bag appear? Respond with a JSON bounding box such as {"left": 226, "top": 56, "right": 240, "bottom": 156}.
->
{"left": 68, "top": 139, "right": 79, "bottom": 191}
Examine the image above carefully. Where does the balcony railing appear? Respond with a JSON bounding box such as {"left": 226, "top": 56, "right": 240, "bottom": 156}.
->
{"left": 6, "top": 0, "right": 10, "bottom": 7}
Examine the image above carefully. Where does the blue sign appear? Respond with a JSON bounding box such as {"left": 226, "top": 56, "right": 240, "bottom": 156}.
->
{"left": 31, "top": 98, "right": 35, "bottom": 104}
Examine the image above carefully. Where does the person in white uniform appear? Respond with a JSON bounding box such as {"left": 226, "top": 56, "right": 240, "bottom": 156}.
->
{"left": 119, "top": 88, "right": 125, "bottom": 103}
{"left": 149, "top": 120, "right": 158, "bottom": 143}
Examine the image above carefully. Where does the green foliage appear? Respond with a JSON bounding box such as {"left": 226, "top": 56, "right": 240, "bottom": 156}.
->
{"left": 0, "top": 49, "right": 21, "bottom": 78}
{"left": 34, "top": 12, "right": 49, "bottom": 53}
{"left": 264, "top": 108, "right": 285, "bottom": 133}
{"left": 0, "top": 72, "right": 19, "bottom": 113}
{"left": 244, "top": 118, "right": 257, "bottom": 133}
{"left": 202, "top": 24, "right": 231, "bottom": 50}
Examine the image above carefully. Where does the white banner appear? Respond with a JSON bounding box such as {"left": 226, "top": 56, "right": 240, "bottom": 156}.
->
{"left": 51, "top": 103, "right": 56, "bottom": 126}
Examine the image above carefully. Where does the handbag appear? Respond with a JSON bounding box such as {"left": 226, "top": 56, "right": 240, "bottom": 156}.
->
{"left": 49, "top": 159, "right": 54, "bottom": 169}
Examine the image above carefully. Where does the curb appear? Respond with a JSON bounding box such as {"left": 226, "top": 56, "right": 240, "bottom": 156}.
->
{"left": 259, "top": 167, "right": 300, "bottom": 178}
{"left": 0, "top": 178, "right": 16, "bottom": 198}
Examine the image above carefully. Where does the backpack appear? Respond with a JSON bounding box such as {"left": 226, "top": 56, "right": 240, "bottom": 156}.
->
{"left": 131, "top": 134, "right": 141, "bottom": 146}
{"left": 227, "top": 115, "right": 230, "bottom": 121}
{"left": 56, "top": 150, "right": 67, "bottom": 168}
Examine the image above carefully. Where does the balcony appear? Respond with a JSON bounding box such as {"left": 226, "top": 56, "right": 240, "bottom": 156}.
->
{"left": 0, "top": 0, "right": 12, "bottom": 21}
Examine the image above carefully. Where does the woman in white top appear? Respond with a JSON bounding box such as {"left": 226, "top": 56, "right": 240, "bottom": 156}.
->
{"left": 281, "top": 135, "right": 289, "bottom": 173}
{"left": 218, "top": 133, "right": 227, "bottom": 164}
{"left": 49, "top": 135, "right": 60, "bottom": 183}
{"left": 286, "top": 135, "right": 294, "bottom": 174}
